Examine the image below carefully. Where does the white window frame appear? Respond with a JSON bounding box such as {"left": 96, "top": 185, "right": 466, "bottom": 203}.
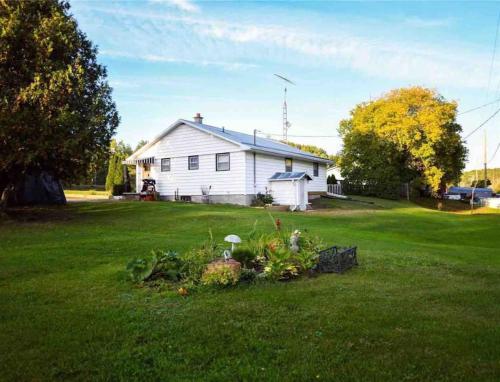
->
{"left": 188, "top": 155, "right": 199, "bottom": 170}
{"left": 285, "top": 158, "right": 293, "bottom": 172}
{"left": 216, "top": 152, "right": 230, "bottom": 171}
{"left": 313, "top": 163, "right": 319, "bottom": 177}
{"left": 161, "top": 158, "right": 171, "bottom": 172}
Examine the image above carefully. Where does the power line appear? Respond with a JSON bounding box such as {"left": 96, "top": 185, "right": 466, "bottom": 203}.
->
{"left": 458, "top": 98, "right": 500, "bottom": 115}
{"left": 489, "top": 142, "right": 500, "bottom": 163}
{"left": 259, "top": 131, "right": 341, "bottom": 138}
{"left": 464, "top": 105, "right": 500, "bottom": 140}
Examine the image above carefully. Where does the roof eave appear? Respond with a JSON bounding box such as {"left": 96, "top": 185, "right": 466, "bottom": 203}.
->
{"left": 247, "top": 147, "right": 332, "bottom": 164}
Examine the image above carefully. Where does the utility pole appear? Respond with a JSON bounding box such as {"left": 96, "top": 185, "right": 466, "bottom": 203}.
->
{"left": 484, "top": 130, "right": 488, "bottom": 185}
{"left": 274, "top": 74, "right": 295, "bottom": 142}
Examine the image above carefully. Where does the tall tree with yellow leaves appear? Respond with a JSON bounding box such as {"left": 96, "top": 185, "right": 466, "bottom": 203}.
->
{"left": 339, "top": 87, "right": 467, "bottom": 196}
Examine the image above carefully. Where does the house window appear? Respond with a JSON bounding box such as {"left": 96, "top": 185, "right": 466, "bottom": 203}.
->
{"left": 313, "top": 163, "right": 319, "bottom": 177}
{"left": 285, "top": 158, "right": 293, "bottom": 172}
{"left": 216, "top": 153, "right": 230, "bottom": 171}
{"left": 188, "top": 155, "right": 199, "bottom": 170}
{"left": 161, "top": 158, "right": 171, "bottom": 172}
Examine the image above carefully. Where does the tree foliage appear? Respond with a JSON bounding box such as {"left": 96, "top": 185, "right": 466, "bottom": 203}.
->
{"left": 105, "top": 140, "right": 132, "bottom": 191}
{"left": 135, "top": 139, "right": 148, "bottom": 152}
{"left": 338, "top": 87, "right": 467, "bottom": 195}
{"left": 0, "top": 0, "right": 119, "bottom": 201}
{"left": 284, "top": 141, "right": 337, "bottom": 164}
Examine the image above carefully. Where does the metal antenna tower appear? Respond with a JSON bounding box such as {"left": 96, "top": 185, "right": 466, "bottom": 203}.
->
{"left": 274, "top": 74, "right": 295, "bottom": 141}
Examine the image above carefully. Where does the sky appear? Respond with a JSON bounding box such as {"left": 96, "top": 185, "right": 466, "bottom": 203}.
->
{"left": 70, "top": 0, "right": 500, "bottom": 170}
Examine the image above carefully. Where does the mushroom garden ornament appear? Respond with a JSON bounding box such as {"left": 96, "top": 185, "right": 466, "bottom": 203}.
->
{"left": 224, "top": 234, "right": 241, "bottom": 252}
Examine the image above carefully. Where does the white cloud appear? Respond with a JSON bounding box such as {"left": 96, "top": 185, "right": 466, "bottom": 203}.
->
{"left": 78, "top": 5, "right": 496, "bottom": 89}
{"left": 151, "top": 0, "right": 199, "bottom": 13}
{"left": 101, "top": 49, "right": 259, "bottom": 71}
{"left": 191, "top": 18, "right": 491, "bottom": 89}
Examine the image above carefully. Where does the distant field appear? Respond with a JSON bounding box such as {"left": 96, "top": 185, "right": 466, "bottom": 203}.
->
{"left": 0, "top": 199, "right": 499, "bottom": 380}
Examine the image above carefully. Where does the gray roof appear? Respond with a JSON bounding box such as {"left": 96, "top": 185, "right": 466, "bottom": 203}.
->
{"left": 269, "top": 172, "right": 313, "bottom": 181}
{"left": 126, "top": 119, "right": 332, "bottom": 164}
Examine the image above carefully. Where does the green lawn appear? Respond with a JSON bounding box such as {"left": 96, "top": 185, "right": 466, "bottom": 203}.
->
{"left": 1, "top": 199, "right": 499, "bottom": 381}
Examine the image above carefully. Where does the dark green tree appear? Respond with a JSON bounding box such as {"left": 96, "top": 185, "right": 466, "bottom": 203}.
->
{"left": 105, "top": 140, "right": 132, "bottom": 192}
{"left": 0, "top": 0, "right": 119, "bottom": 206}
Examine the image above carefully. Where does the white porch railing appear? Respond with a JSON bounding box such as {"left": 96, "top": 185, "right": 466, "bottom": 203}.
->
{"left": 327, "top": 183, "right": 342, "bottom": 195}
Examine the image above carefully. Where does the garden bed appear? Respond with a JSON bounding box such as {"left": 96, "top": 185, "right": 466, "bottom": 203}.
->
{"left": 126, "top": 219, "right": 358, "bottom": 294}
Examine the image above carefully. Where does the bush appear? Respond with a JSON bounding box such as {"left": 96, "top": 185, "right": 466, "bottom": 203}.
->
{"left": 251, "top": 192, "right": 274, "bottom": 206}
{"left": 231, "top": 247, "right": 256, "bottom": 268}
{"left": 201, "top": 260, "right": 241, "bottom": 287}
{"left": 240, "top": 268, "right": 257, "bottom": 283}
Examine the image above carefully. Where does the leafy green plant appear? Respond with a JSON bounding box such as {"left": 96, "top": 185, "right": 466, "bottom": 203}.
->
{"left": 263, "top": 247, "right": 298, "bottom": 281}
{"left": 231, "top": 247, "right": 256, "bottom": 268}
{"left": 126, "top": 249, "right": 183, "bottom": 283}
{"left": 153, "top": 250, "right": 183, "bottom": 281}
{"left": 126, "top": 256, "right": 156, "bottom": 283}
{"left": 180, "top": 230, "right": 220, "bottom": 283}
{"left": 293, "top": 249, "right": 319, "bottom": 272}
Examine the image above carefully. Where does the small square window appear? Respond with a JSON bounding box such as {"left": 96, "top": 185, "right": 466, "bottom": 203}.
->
{"left": 216, "top": 153, "right": 230, "bottom": 171}
{"left": 188, "top": 155, "right": 199, "bottom": 170}
{"left": 161, "top": 158, "right": 171, "bottom": 172}
{"left": 285, "top": 158, "right": 293, "bottom": 172}
{"left": 313, "top": 163, "right": 319, "bottom": 177}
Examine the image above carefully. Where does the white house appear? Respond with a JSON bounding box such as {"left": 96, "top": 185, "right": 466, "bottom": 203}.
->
{"left": 124, "top": 114, "right": 332, "bottom": 210}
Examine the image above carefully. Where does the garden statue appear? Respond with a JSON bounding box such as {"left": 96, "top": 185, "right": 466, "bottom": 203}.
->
{"left": 290, "top": 230, "right": 301, "bottom": 253}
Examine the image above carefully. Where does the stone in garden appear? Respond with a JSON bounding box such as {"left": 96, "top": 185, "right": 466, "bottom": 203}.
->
{"left": 202, "top": 259, "right": 242, "bottom": 285}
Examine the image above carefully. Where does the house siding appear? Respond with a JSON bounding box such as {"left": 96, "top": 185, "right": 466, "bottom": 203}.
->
{"left": 136, "top": 124, "right": 247, "bottom": 198}
{"left": 132, "top": 123, "right": 328, "bottom": 206}
{"left": 245, "top": 152, "right": 327, "bottom": 195}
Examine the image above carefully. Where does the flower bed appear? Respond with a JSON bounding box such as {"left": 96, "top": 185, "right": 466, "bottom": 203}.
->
{"left": 125, "top": 221, "right": 358, "bottom": 294}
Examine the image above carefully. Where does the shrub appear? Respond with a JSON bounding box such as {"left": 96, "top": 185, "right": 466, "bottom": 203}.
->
{"left": 240, "top": 268, "right": 257, "bottom": 283}
{"left": 201, "top": 260, "right": 241, "bottom": 287}
{"left": 251, "top": 192, "right": 274, "bottom": 206}
{"left": 231, "top": 247, "right": 256, "bottom": 268}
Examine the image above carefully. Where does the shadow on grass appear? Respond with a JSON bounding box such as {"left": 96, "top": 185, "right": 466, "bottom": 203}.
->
{"left": 1, "top": 204, "right": 77, "bottom": 223}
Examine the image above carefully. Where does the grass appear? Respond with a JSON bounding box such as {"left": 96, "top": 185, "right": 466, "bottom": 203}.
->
{"left": 1, "top": 199, "right": 499, "bottom": 381}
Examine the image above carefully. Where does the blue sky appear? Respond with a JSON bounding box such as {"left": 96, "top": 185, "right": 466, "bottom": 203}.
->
{"left": 71, "top": 0, "right": 500, "bottom": 169}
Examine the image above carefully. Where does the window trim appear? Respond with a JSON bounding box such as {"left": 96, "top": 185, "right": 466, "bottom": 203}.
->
{"left": 313, "top": 162, "right": 319, "bottom": 177}
{"left": 161, "top": 158, "right": 171, "bottom": 172}
{"left": 285, "top": 157, "right": 293, "bottom": 172}
{"left": 188, "top": 155, "right": 199, "bottom": 170}
{"left": 216, "top": 152, "right": 230, "bottom": 171}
